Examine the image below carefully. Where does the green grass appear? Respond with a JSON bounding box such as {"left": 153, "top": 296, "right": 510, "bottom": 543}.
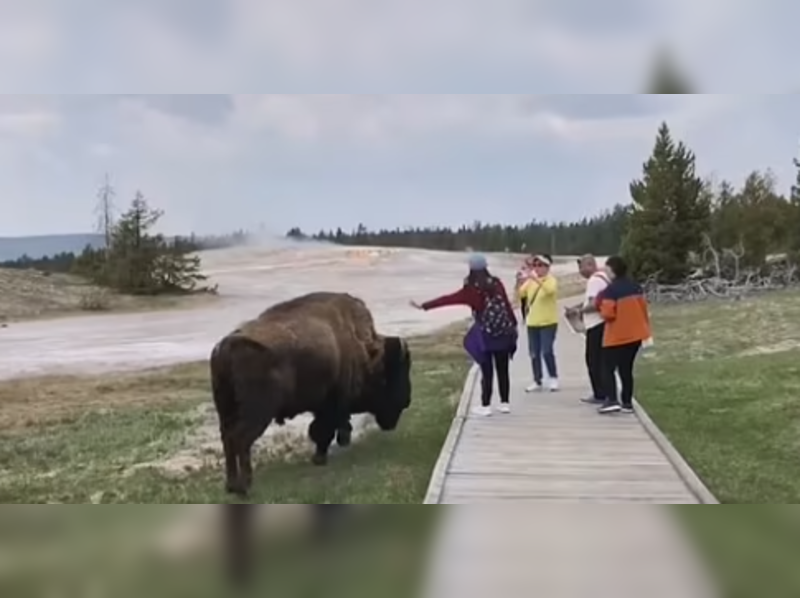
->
{"left": 637, "top": 290, "right": 800, "bottom": 503}
{"left": 636, "top": 292, "right": 800, "bottom": 596}
{"left": 0, "top": 322, "right": 470, "bottom": 503}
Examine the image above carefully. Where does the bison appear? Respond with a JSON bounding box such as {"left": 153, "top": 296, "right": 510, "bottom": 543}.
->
{"left": 210, "top": 292, "right": 413, "bottom": 497}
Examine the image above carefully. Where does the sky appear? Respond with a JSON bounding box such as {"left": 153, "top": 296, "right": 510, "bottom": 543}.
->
{"left": 1, "top": 1, "right": 800, "bottom": 237}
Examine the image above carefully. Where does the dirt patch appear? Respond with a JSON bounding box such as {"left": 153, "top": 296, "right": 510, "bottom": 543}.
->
{"left": 0, "top": 267, "right": 216, "bottom": 323}
{"left": 0, "top": 268, "right": 95, "bottom": 321}
{"left": 0, "top": 362, "right": 207, "bottom": 432}
{"left": 738, "top": 340, "right": 800, "bottom": 357}
{"left": 128, "top": 403, "right": 378, "bottom": 478}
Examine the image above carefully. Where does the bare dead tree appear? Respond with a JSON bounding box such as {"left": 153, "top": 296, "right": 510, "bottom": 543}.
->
{"left": 701, "top": 233, "right": 721, "bottom": 279}
{"left": 94, "top": 173, "right": 116, "bottom": 252}
{"left": 643, "top": 237, "right": 800, "bottom": 304}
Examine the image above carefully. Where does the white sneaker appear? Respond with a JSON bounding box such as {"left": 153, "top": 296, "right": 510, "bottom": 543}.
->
{"left": 472, "top": 406, "right": 492, "bottom": 417}
{"left": 548, "top": 379, "right": 560, "bottom": 392}
{"left": 525, "top": 383, "right": 543, "bottom": 393}
{"left": 498, "top": 403, "right": 511, "bottom": 414}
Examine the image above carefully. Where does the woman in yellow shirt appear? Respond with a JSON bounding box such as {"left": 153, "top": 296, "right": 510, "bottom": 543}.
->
{"left": 519, "top": 254, "right": 559, "bottom": 392}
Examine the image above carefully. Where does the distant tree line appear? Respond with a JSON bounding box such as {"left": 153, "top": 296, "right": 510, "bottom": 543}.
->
{"left": 2, "top": 251, "right": 79, "bottom": 273}
{"left": 288, "top": 208, "right": 630, "bottom": 256}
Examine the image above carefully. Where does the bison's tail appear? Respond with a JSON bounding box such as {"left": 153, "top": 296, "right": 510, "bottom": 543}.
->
{"left": 210, "top": 337, "right": 239, "bottom": 429}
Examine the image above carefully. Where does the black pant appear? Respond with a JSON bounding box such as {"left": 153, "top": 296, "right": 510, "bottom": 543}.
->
{"left": 480, "top": 351, "right": 511, "bottom": 407}
{"left": 585, "top": 324, "right": 606, "bottom": 400}
{"left": 603, "top": 341, "right": 642, "bottom": 408}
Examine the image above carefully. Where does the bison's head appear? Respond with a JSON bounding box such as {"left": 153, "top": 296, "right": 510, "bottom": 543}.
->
{"left": 371, "top": 336, "right": 412, "bottom": 431}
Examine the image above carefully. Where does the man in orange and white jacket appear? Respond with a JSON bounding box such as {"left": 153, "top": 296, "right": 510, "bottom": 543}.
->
{"left": 594, "top": 255, "right": 652, "bottom": 415}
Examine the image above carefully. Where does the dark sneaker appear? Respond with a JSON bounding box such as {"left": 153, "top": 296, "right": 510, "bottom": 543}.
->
{"left": 621, "top": 405, "right": 635, "bottom": 414}
{"left": 598, "top": 401, "right": 621, "bottom": 414}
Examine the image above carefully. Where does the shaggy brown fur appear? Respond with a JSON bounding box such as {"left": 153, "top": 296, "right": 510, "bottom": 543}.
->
{"left": 253, "top": 292, "right": 384, "bottom": 402}
{"left": 211, "top": 292, "right": 412, "bottom": 497}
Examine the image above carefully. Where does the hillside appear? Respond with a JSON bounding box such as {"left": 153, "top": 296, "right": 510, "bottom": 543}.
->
{"left": 0, "top": 234, "right": 104, "bottom": 261}
{"left": 0, "top": 267, "right": 210, "bottom": 323}
{"left": 0, "top": 268, "right": 100, "bottom": 322}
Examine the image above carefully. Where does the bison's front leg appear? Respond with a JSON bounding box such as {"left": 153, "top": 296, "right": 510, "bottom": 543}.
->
{"left": 308, "top": 416, "right": 337, "bottom": 466}
{"left": 336, "top": 418, "right": 353, "bottom": 447}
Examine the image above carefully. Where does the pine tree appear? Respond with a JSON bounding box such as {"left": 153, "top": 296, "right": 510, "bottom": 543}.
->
{"left": 621, "top": 122, "right": 711, "bottom": 282}
{"left": 709, "top": 180, "right": 740, "bottom": 249}
{"left": 108, "top": 192, "right": 164, "bottom": 293}
{"left": 106, "top": 192, "right": 207, "bottom": 294}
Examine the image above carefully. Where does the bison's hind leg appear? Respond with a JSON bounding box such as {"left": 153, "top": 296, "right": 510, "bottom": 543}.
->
{"left": 228, "top": 398, "right": 276, "bottom": 497}
{"left": 224, "top": 366, "right": 284, "bottom": 498}
{"left": 211, "top": 355, "right": 241, "bottom": 495}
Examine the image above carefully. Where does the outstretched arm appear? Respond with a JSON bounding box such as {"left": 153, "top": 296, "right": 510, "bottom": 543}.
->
{"left": 416, "top": 286, "right": 481, "bottom": 311}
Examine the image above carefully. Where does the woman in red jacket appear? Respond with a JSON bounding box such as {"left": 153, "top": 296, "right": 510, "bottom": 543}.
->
{"left": 411, "top": 254, "right": 518, "bottom": 417}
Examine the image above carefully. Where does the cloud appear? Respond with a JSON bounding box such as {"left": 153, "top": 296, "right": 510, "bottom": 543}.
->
{"left": 0, "top": 96, "right": 61, "bottom": 144}
{"left": 1, "top": 2, "right": 799, "bottom": 237}
{"left": 4, "top": 1, "right": 800, "bottom": 93}
{"left": 0, "top": 6, "right": 60, "bottom": 89}
{"left": 0, "top": 111, "right": 60, "bottom": 138}
{"left": 175, "top": 94, "right": 679, "bottom": 147}
{"left": 88, "top": 0, "right": 653, "bottom": 92}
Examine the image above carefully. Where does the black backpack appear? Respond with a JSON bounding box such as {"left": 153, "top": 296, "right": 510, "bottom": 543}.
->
{"left": 474, "top": 279, "right": 516, "bottom": 338}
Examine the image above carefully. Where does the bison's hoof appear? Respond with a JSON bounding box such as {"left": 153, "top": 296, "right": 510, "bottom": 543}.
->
{"left": 336, "top": 429, "right": 352, "bottom": 447}
{"left": 312, "top": 453, "right": 328, "bottom": 466}
{"left": 226, "top": 480, "right": 249, "bottom": 498}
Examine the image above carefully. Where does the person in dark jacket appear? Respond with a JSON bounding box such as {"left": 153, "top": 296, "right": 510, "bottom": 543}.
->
{"left": 594, "top": 255, "right": 652, "bottom": 415}
{"left": 411, "top": 254, "right": 518, "bottom": 417}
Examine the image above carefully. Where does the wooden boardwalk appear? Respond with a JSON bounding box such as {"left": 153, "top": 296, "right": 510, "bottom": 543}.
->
{"left": 424, "top": 318, "right": 716, "bottom": 504}
{"left": 420, "top": 317, "right": 720, "bottom": 597}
